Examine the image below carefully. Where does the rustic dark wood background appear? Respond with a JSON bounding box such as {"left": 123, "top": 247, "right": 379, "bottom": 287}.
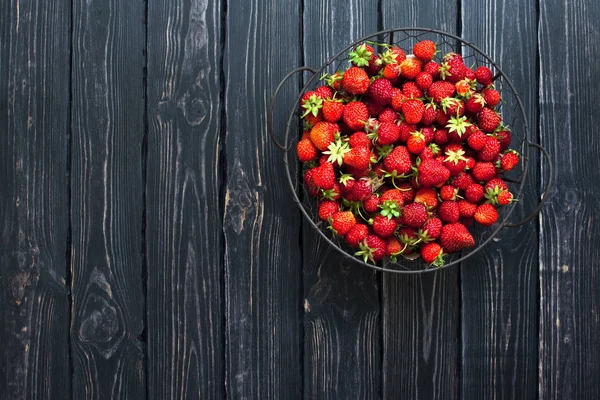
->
{"left": 1, "top": 0, "right": 599, "bottom": 398}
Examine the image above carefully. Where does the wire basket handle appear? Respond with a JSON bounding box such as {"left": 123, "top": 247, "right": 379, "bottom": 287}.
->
{"left": 503, "top": 142, "right": 554, "bottom": 228}
{"left": 268, "top": 67, "right": 317, "bottom": 151}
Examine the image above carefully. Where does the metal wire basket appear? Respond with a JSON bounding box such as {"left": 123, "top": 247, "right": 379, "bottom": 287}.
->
{"left": 268, "top": 28, "right": 553, "bottom": 274}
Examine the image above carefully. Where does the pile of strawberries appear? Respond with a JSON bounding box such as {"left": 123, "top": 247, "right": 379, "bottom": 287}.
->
{"left": 296, "top": 40, "right": 520, "bottom": 266}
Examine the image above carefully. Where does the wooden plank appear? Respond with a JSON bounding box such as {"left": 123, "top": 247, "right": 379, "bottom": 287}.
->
{"left": 459, "top": 2, "right": 540, "bottom": 399}
{"left": 69, "top": 0, "right": 146, "bottom": 397}
{"left": 145, "top": 0, "right": 224, "bottom": 398}
{"left": 302, "top": 2, "right": 381, "bottom": 398}
{"left": 538, "top": 2, "right": 600, "bottom": 399}
{"left": 223, "top": 1, "right": 303, "bottom": 398}
{"left": 0, "top": 1, "right": 71, "bottom": 398}
{"left": 380, "top": 6, "right": 461, "bottom": 400}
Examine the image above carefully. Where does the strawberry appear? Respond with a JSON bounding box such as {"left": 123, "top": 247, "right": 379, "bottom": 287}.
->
{"left": 304, "top": 169, "right": 319, "bottom": 196}
{"left": 372, "top": 214, "right": 398, "bottom": 238}
{"left": 414, "top": 187, "right": 439, "bottom": 209}
{"left": 348, "top": 43, "right": 374, "bottom": 67}
{"left": 434, "top": 127, "right": 450, "bottom": 146}
{"left": 478, "top": 136, "right": 501, "bottom": 161}
{"left": 472, "top": 162, "right": 496, "bottom": 182}
{"left": 330, "top": 211, "right": 356, "bottom": 235}
{"left": 485, "top": 178, "right": 509, "bottom": 192}
{"left": 419, "top": 217, "right": 442, "bottom": 241}
{"left": 423, "top": 61, "right": 441, "bottom": 79}
{"left": 343, "top": 101, "right": 369, "bottom": 130}
{"left": 378, "top": 107, "right": 399, "bottom": 124}
{"left": 483, "top": 88, "right": 501, "bottom": 108}
{"left": 421, "top": 243, "right": 445, "bottom": 266}
{"left": 465, "top": 93, "right": 486, "bottom": 113}
{"left": 301, "top": 91, "right": 323, "bottom": 118}
{"left": 383, "top": 63, "right": 401, "bottom": 80}
{"left": 349, "top": 131, "right": 372, "bottom": 149}
{"left": 315, "top": 85, "right": 333, "bottom": 99}
{"left": 467, "top": 129, "right": 487, "bottom": 151}
{"left": 496, "top": 130, "right": 512, "bottom": 151}
{"left": 312, "top": 162, "right": 336, "bottom": 190}
{"left": 439, "top": 201, "right": 460, "bottom": 223}
{"left": 386, "top": 237, "right": 403, "bottom": 259}
{"left": 383, "top": 146, "right": 412, "bottom": 175}
{"left": 391, "top": 88, "right": 407, "bottom": 111}
{"left": 421, "top": 127, "right": 435, "bottom": 144}
{"left": 413, "top": 40, "right": 437, "bottom": 61}
{"left": 401, "top": 99, "right": 425, "bottom": 124}
{"left": 342, "top": 66, "right": 370, "bottom": 95}
{"left": 351, "top": 178, "right": 373, "bottom": 201}
{"left": 388, "top": 46, "right": 407, "bottom": 64}
{"left": 363, "top": 194, "right": 382, "bottom": 213}
{"left": 427, "top": 80, "right": 456, "bottom": 103}
{"left": 380, "top": 188, "right": 405, "bottom": 207}
{"left": 322, "top": 99, "right": 344, "bottom": 122}
{"left": 400, "top": 57, "right": 422, "bottom": 79}
{"left": 376, "top": 121, "right": 401, "bottom": 146}
{"left": 402, "top": 81, "right": 423, "bottom": 98}
{"left": 310, "top": 121, "right": 337, "bottom": 151}
{"left": 458, "top": 199, "right": 477, "bottom": 218}
{"left": 398, "top": 121, "right": 417, "bottom": 142}
{"left": 345, "top": 223, "right": 369, "bottom": 248}
{"left": 455, "top": 79, "right": 474, "bottom": 98}
{"left": 475, "top": 66, "right": 493, "bottom": 86}
{"left": 402, "top": 202, "right": 429, "bottom": 228}
{"left": 422, "top": 103, "right": 437, "bottom": 126}
{"left": 355, "top": 234, "right": 387, "bottom": 263}
{"left": 497, "top": 190, "right": 514, "bottom": 206}
{"left": 474, "top": 204, "right": 498, "bottom": 226}
{"left": 416, "top": 72, "right": 433, "bottom": 90}
{"left": 368, "top": 78, "right": 394, "bottom": 105}
{"left": 435, "top": 108, "right": 450, "bottom": 126}
{"left": 500, "top": 150, "right": 520, "bottom": 171}
{"left": 418, "top": 158, "right": 451, "bottom": 187}
{"left": 441, "top": 97, "right": 465, "bottom": 118}
{"left": 297, "top": 138, "right": 318, "bottom": 162}
{"left": 451, "top": 171, "right": 474, "bottom": 190}
{"left": 440, "top": 185, "right": 458, "bottom": 201}
{"left": 443, "top": 143, "right": 468, "bottom": 175}
{"left": 465, "top": 183, "right": 484, "bottom": 203}
{"left": 440, "top": 53, "right": 467, "bottom": 83}
{"left": 343, "top": 145, "right": 371, "bottom": 170}
{"left": 407, "top": 131, "right": 426, "bottom": 154}
{"left": 465, "top": 156, "right": 476, "bottom": 170}
{"left": 440, "top": 222, "right": 475, "bottom": 253}
{"left": 477, "top": 108, "right": 501, "bottom": 132}
{"left": 318, "top": 200, "right": 339, "bottom": 221}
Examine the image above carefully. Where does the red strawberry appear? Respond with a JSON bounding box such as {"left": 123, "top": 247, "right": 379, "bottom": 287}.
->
{"left": 381, "top": 188, "right": 406, "bottom": 207}
{"left": 318, "top": 200, "right": 339, "bottom": 221}
{"left": 422, "top": 103, "right": 437, "bottom": 125}
{"left": 435, "top": 108, "right": 450, "bottom": 126}
{"left": 475, "top": 66, "right": 493, "bottom": 86}
{"left": 500, "top": 150, "right": 520, "bottom": 171}
{"left": 383, "top": 146, "right": 412, "bottom": 175}
{"left": 483, "top": 88, "right": 501, "bottom": 108}
{"left": 413, "top": 40, "right": 437, "bottom": 61}
{"left": 420, "top": 217, "right": 442, "bottom": 241}
{"left": 474, "top": 204, "right": 498, "bottom": 226}
{"left": 440, "top": 185, "right": 458, "bottom": 201}
{"left": 391, "top": 88, "right": 407, "bottom": 111}
{"left": 310, "top": 121, "right": 337, "bottom": 151}
{"left": 322, "top": 99, "right": 344, "bottom": 122}
{"left": 418, "top": 158, "right": 451, "bottom": 187}
{"left": 389, "top": 46, "right": 407, "bottom": 64}
{"left": 343, "top": 101, "right": 369, "bottom": 131}
{"left": 297, "top": 138, "right": 318, "bottom": 162}
{"left": 372, "top": 214, "right": 398, "bottom": 238}
{"left": 366, "top": 101, "right": 384, "bottom": 117}
{"left": 423, "top": 61, "right": 441, "bottom": 79}
{"left": 497, "top": 190, "right": 514, "bottom": 206}
{"left": 366, "top": 55, "right": 383, "bottom": 76}
{"left": 440, "top": 222, "right": 475, "bottom": 253}
{"left": 467, "top": 129, "right": 487, "bottom": 151}
{"left": 398, "top": 121, "right": 417, "bottom": 142}
{"left": 443, "top": 143, "right": 467, "bottom": 175}
{"left": 485, "top": 178, "right": 509, "bottom": 192}
{"left": 312, "top": 162, "right": 336, "bottom": 190}
{"left": 402, "top": 202, "right": 429, "bottom": 228}
{"left": 351, "top": 178, "right": 373, "bottom": 201}
{"left": 477, "top": 108, "right": 501, "bottom": 132}
{"left": 355, "top": 234, "right": 387, "bottom": 263}
{"left": 455, "top": 79, "right": 473, "bottom": 98}
{"left": 363, "top": 194, "right": 382, "bottom": 213}
{"left": 421, "top": 243, "right": 445, "bottom": 266}
{"left": 434, "top": 128, "right": 450, "bottom": 146}
{"left": 376, "top": 121, "right": 401, "bottom": 146}
{"left": 402, "top": 81, "right": 423, "bottom": 98}
{"left": 330, "top": 211, "right": 356, "bottom": 235}
{"left": 401, "top": 99, "right": 425, "bottom": 124}
{"left": 416, "top": 72, "right": 433, "bottom": 90}
{"left": 496, "top": 130, "right": 512, "bottom": 151}
{"left": 301, "top": 91, "right": 323, "bottom": 118}
{"left": 458, "top": 199, "right": 477, "bottom": 218}
{"left": 452, "top": 171, "right": 474, "bottom": 190}
{"left": 368, "top": 78, "right": 394, "bottom": 105}
{"left": 342, "top": 66, "right": 370, "bottom": 95}
{"left": 400, "top": 57, "right": 422, "bottom": 79}
{"left": 378, "top": 107, "right": 399, "bottom": 124}
{"left": 414, "top": 187, "right": 439, "bottom": 209}
{"left": 344, "top": 145, "right": 371, "bottom": 170}
{"left": 478, "top": 136, "right": 501, "bottom": 161}
{"left": 427, "top": 80, "right": 456, "bottom": 103}
{"left": 383, "top": 63, "right": 401, "bottom": 80}
{"left": 348, "top": 43, "right": 374, "bottom": 67}
{"left": 439, "top": 201, "right": 460, "bottom": 223}
{"left": 315, "top": 85, "right": 333, "bottom": 99}
{"left": 349, "top": 131, "right": 372, "bottom": 149}
{"left": 386, "top": 237, "right": 403, "bottom": 258}
{"left": 440, "top": 53, "right": 467, "bottom": 83}
{"left": 465, "top": 183, "right": 484, "bottom": 203}
{"left": 472, "top": 162, "right": 497, "bottom": 182}
{"left": 304, "top": 169, "right": 319, "bottom": 196}
{"left": 407, "top": 131, "right": 426, "bottom": 154}
{"left": 345, "top": 223, "right": 369, "bottom": 248}
{"left": 465, "top": 93, "right": 486, "bottom": 114}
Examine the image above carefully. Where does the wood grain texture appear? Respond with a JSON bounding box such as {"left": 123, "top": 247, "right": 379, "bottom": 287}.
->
{"left": 146, "top": 0, "right": 225, "bottom": 398}
{"left": 70, "top": 0, "right": 145, "bottom": 397}
{"left": 459, "top": 2, "right": 540, "bottom": 398}
{"left": 380, "top": 4, "right": 460, "bottom": 399}
{"left": 302, "top": 1, "right": 381, "bottom": 398}
{"left": 0, "top": 1, "right": 71, "bottom": 398}
{"left": 223, "top": 0, "right": 303, "bottom": 398}
{"left": 538, "top": 1, "right": 600, "bottom": 399}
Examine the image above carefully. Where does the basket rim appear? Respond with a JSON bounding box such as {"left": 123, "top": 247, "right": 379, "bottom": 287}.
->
{"left": 281, "top": 27, "right": 532, "bottom": 274}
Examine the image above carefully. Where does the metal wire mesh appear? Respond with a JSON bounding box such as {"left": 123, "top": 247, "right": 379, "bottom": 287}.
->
{"left": 279, "top": 28, "right": 534, "bottom": 274}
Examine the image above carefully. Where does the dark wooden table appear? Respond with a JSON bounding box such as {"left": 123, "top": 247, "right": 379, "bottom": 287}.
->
{"left": 1, "top": 0, "right": 599, "bottom": 399}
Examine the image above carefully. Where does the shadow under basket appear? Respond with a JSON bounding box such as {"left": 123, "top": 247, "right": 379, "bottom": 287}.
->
{"left": 268, "top": 27, "right": 553, "bottom": 274}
